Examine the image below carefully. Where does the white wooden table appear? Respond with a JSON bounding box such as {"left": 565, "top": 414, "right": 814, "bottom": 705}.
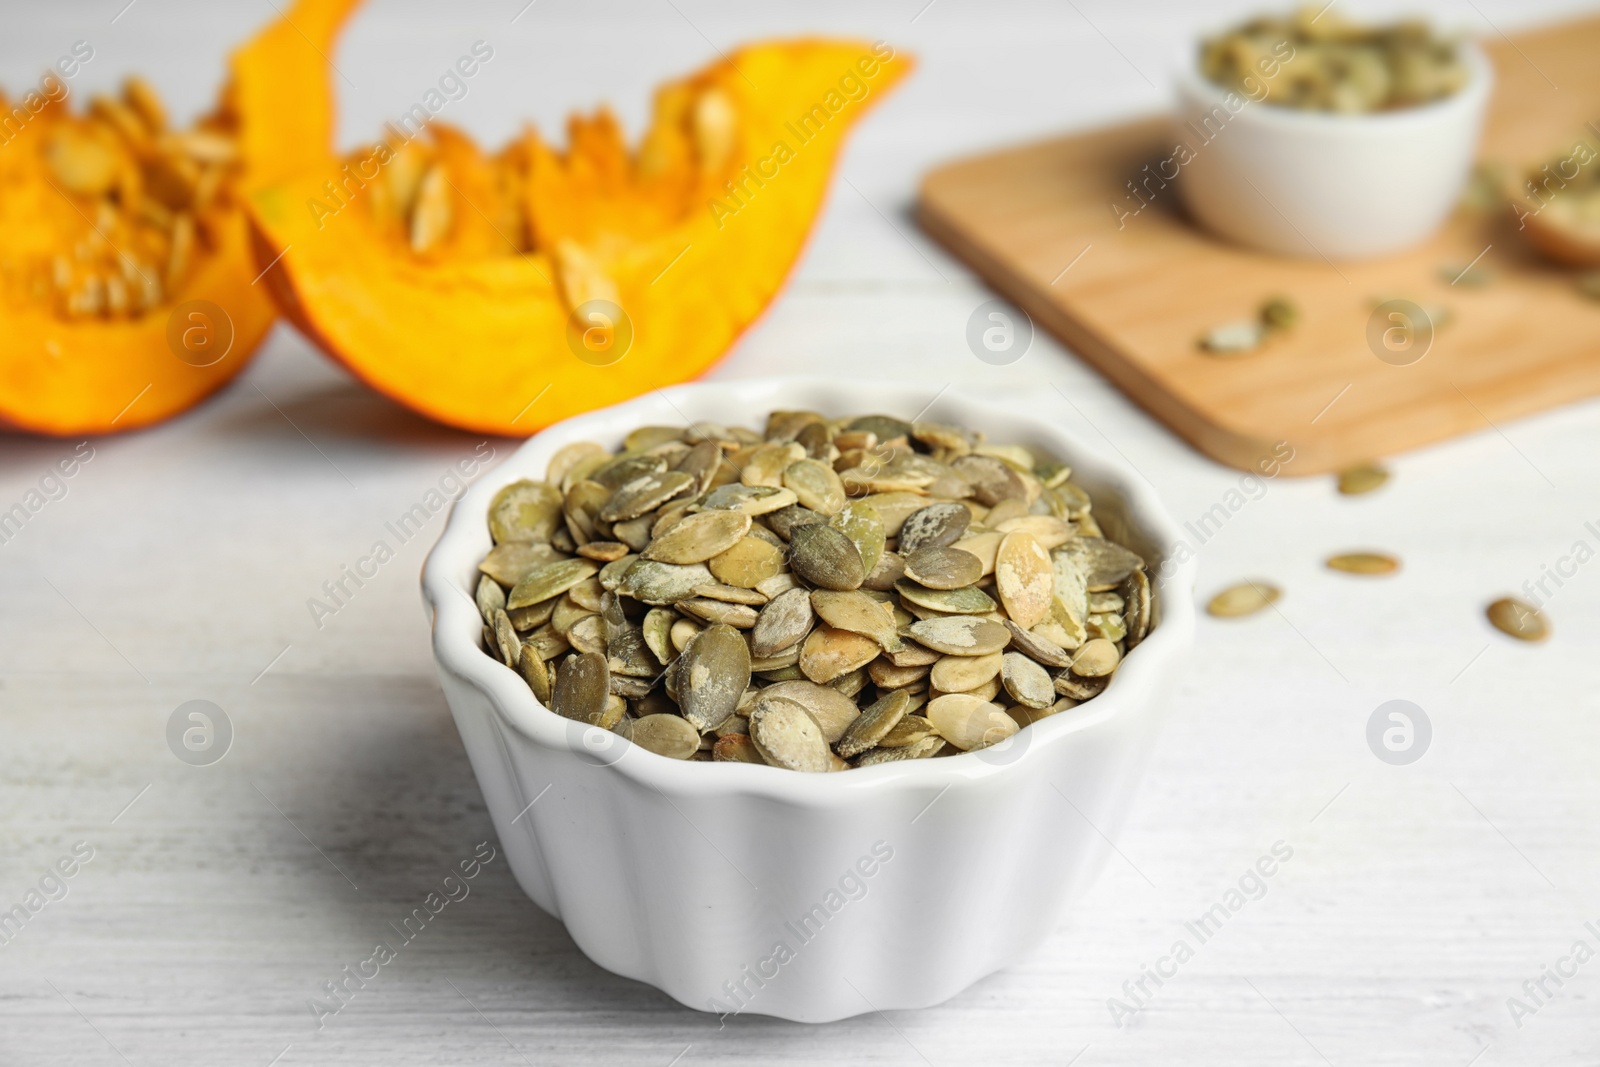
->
{"left": 4, "top": 1, "right": 1599, "bottom": 1063}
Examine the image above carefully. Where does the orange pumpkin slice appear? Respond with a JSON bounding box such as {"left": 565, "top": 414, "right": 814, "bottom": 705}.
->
{"left": 247, "top": 40, "right": 911, "bottom": 435}
{"left": 0, "top": 0, "right": 360, "bottom": 436}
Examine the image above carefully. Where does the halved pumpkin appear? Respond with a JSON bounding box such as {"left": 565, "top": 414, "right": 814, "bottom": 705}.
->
{"left": 248, "top": 40, "right": 911, "bottom": 435}
{"left": 0, "top": 0, "right": 360, "bottom": 435}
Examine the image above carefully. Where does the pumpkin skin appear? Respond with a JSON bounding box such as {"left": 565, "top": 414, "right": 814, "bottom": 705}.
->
{"left": 0, "top": 0, "right": 360, "bottom": 436}
{"left": 248, "top": 40, "right": 912, "bottom": 435}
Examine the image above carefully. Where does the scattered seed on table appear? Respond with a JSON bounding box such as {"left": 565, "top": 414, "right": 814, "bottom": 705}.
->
{"left": 1486, "top": 597, "right": 1549, "bottom": 642}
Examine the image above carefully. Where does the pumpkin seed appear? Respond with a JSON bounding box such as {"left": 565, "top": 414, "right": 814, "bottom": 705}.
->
{"left": 750, "top": 587, "right": 816, "bottom": 657}
{"left": 489, "top": 480, "right": 565, "bottom": 543}
{"left": 674, "top": 624, "right": 751, "bottom": 730}
{"left": 1000, "top": 651, "right": 1055, "bottom": 709}
{"left": 550, "top": 652, "right": 611, "bottom": 724}
{"left": 994, "top": 531, "right": 1053, "bottom": 629}
{"left": 994, "top": 515, "right": 1073, "bottom": 550}
{"left": 810, "top": 589, "right": 901, "bottom": 651}
{"left": 835, "top": 689, "right": 912, "bottom": 758}
{"left": 567, "top": 613, "right": 607, "bottom": 654}
{"left": 1049, "top": 550, "right": 1089, "bottom": 644}
{"left": 1055, "top": 671, "right": 1108, "bottom": 701}
{"left": 491, "top": 609, "right": 521, "bottom": 667}
{"left": 618, "top": 559, "right": 714, "bottom": 604}
{"left": 869, "top": 658, "right": 930, "bottom": 689}
{"left": 1199, "top": 319, "right": 1267, "bottom": 354}
{"left": 577, "top": 540, "right": 630, "bottom": 562}
{"left": 1486, "top": 597, "right": 1548, "bottom": 642}
{"left": 479, "top": 541, "right": 563, "bottom": 587}
{"left": 642, "top": 608, "right": 677, "bottom": 665}
{"left": 1070, "top": 638, "right": 1121, "bottom": 677}
{"left": 517, "top": 644, "right": 552, "bottom": 704}
{"left": 507, "top": 558, "right": 600, "bottom": 610}
{"left": 855, "top": 735, "right": 946, "bottom": 765}
{"left": 475, "top": 574, "right": 507, "bottom": 624}
{"left": 907, "top": 616, "right": 1011, "bottom": 656}
{"left": 758, "top": 680, "right": 861, "bottom": 742}
{"left": 1337, "top": 463, "right": 1389, "bottom": 496}
{"left": 709, "top": 535, "right": 785, "bottom": 588}
{"left": 790, "top": 523, "right": 866, "bottom": 591}
{"left": 692, "top": 583, "right": 767, "bottom": 605}
{"left": 927, "top": 693, "right": 1018, "bottom": 751}
{"left": 902, "top": 545, "right": 984, "bottom": 590}
{"left": 950, "top": 531, "right": 1002, "bottom": 576}
{"left": 877, "top": 715, "right": 936, "bottom": 748}
{"left": 783, "top": 458, "right": 847, "bottom": 515}
{"left": 749, "top": 696, "right": 834, "bottom": 772}
{"left": 1059, "top": 537, "right": 1145, "bottom": 591}
{"left": 899, "top": 502, "right": 970, "bottom": 555}
{"left": 830, "top": 501, "right": 885, "bottom": 575}
{"left": 700, "top": 484, "right": 798, "bottom": 515}
{"left": 1326, "top": 552, "right": 1400, "bottom": 576}
{"left": 678, "top": 597, "right": 759, "bottom": 629}
{"left": 631, "top": 713, "right": 700, "bottom": 759}
{"left": 1002, "top": 618, "right": 1073, "bottom": 668}
{"left": 799, "top": 625, "right": 882, "bottom": 684}
{"left": 712, "top": 733, "right": 766, "bottom": 763}
{"left": 1207, "top": 580, "right": 1280, "bottom": 618}
{"left": 1122, "top": 569, "right": 1152, "bottom": 649}
{"left": 930, "top": 650, "right": 1004, "bottom": 693}
{"left": 895, "top": 580, "right": 998, "bottom": 615}
{"left": 643, "top": 508, "right": 751, "bottom": 563}
{"left": 600, "top": 469, "right": 694, "bottom": 522}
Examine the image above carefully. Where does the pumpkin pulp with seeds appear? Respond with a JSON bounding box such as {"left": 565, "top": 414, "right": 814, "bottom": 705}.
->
{"left": 0, "top": 0, "right": 360, "bottom": 435}
{"left": 473, "top": 411, "right": 1155, "bottom": 772}
{"left": 248, "top": 42, "right": 912, "bottom": 435}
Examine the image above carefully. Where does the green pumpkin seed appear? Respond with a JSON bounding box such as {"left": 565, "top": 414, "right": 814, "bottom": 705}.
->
{"left": 617, "top": 559, "right": 715, "bottom": 605}
{"left": 475, "top": 574, "right": 506, "bottom": 624}
{"left": 907, "top": 616, "right": 1011, "bottom": 656}
{"left": 810, "top": 589, "right": 901, "bottom": 651}
{"left": 643, "top": 508, "right": 752, "bottom": 564}
{"left": 507, "top": 558, "right": 601, "bottom": 610}
{"left": 836, "top": 690, "right": 912, "bottom": 758}
{"left": 600, "top": 469, "right": 694, "bottom": 522}
{"left": 549, "top": 652, "right": 611, "bottom": 724}
{"left": 489, "top": 480, "right": 565, "bottom": 544}
{"left": 894, "top": 580, "right": 997, "bottom": 615}
{"left": 749, "top": 696, "right": 834, "bottom": 772}
{"left": 830, "top": 501, "right": 885, "bottom": 576}
{"left": 1000, "top": 651, "right": 1055, "bottom": 709}
{"left": 789, "top": 523, "right": 866, "bottom": 591}
{"left": 700, "top": 484, "right": 798, "bottom": 515}
{"left": 903, "top": 546, "right": 984, "bottom": 590}
{"left": 709, "top": 536, "right": 785, "bottom": 588}
{"left": 630, "top": 713, "right": 700, "bottom": 759}
{"left": 750, "top": 588, "right": 816, "bottom": 658}
{"left": 674, "top": 624, "right": 751, "bottom": 730}
{"left": 899, "top": 502, "right": 970, "bottom": 555}
{"left": 1487, "top": 597, "right": 1548, "bottom": 641}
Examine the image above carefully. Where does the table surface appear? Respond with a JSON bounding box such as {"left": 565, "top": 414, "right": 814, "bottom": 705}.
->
{"left": 4, "top": 1, "right": 1600, "bottom": 1064}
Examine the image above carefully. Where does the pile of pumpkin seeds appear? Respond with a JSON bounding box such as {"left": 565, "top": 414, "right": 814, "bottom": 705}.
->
{"left": 1201, "top": 7, "right": 1469, "bottom": 113}
{"left": 473, "top": 412, "right": 1153, "bottom": 771}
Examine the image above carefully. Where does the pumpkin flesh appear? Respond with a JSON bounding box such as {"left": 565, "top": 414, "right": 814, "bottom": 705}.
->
{"left": 0, "top": 0, "right": 360, "bottom": 435}
{"left": 249, "top": 39, "right": 911, "bottom": 435}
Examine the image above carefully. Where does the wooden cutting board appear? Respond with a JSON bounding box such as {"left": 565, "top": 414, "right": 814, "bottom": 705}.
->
{"left": 917, "top": 16, "right": 1600, "bottom": 476}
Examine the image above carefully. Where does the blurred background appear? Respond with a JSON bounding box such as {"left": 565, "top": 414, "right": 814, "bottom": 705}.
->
{"left": 4, "top": 1, "right": 1599, "bottom": 1064}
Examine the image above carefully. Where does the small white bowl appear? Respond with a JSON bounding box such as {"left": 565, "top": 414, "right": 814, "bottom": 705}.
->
{"left": 1173, "top": 39, "right": 1493, "bottom": 259}
{"left": 421, "top": 378, "right": 1196, "bottom": 1022}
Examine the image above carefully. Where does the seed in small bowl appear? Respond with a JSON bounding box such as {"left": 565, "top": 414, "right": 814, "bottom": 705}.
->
{"left": 472, "top": 411, "right": 1155, "bottom": 771}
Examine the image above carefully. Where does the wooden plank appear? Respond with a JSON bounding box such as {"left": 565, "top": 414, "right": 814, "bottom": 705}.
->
{"left": 918, "top": 16, "right": 1600, "bottom": 475}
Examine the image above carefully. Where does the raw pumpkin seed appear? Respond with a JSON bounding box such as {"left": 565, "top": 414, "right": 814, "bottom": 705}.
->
{"left": 1326, "top": 552, "right": 1400, "bottom": 576}
{"left": 475, "top": 409, "right": 1154, "bottom": 770}
{"left": 1487, "top": 597, "right": 1548, "bottom": 642}
{"left": 903, "top": 545, "right": 984, "bottom": 590}
{"left": 1207, "top": 580, "right": 1280, "bottom": 618}
{"left": 1337, "top": 463, "right": 1389, "bottom": 496}
{"left": 749, "top": 696, "right": 834, "bottom": 772}
{"left": 789, "top": 523, "right": 866, "bottom": 591}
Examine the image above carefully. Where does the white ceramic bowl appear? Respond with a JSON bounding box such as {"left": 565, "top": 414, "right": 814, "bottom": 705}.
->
{"left": 1173, "top": 40, "right": 1493, "bottom": 259}
{"left": 421, "top": 378, "right": 1196, "bottom": 1022}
